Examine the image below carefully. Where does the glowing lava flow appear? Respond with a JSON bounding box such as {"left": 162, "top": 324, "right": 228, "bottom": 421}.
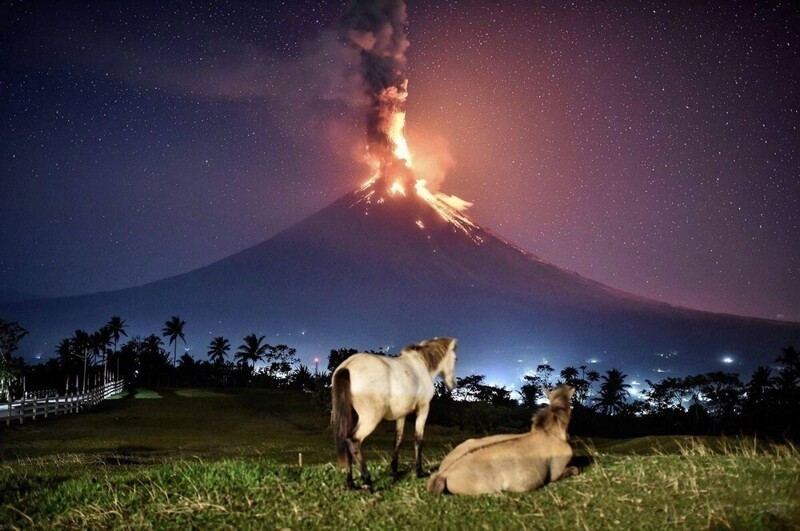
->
{"left": 413, "top": 180, "right": 482, "bottom": 241}
{"left": 355, "top": 90, "right": 483, "bottom": 243}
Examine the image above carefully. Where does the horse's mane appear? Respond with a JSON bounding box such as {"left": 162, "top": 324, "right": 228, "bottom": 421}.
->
{"left": 532, "top": 385, "right": 573, "bottom": 437}
{"left": 402, "top": 337, "right": 454, "bottom": 371}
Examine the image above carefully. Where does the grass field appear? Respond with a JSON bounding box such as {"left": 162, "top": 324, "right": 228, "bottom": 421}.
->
{"left": 1, "top": 389, "right": 799, "bottom": 529}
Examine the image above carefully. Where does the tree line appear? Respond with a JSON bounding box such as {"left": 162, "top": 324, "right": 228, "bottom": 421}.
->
{"left": 1, "top": 317, "right": 798, "bottom": 438}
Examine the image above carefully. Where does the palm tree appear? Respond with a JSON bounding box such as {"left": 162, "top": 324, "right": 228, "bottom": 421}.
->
{"left": 144, "top": 334, "right": 164, "bottom": 352}
{"left": 777, "top": 346, "right": 800, "bottom": 371}
{"left": 71, "top": 329, "right": 91, "bottom": 393}
{"left": 106, "top": 316, "right": 128, "bottom": 381}
{"left": 559, "top": 366, "right": 580, "bottom": 404}
{"left": 747, "top": 366, "right": 773, "bottom": 404}
{"left": 560, "top": 366, "right": 579, "bottom": 384}
{"left": 92, "top": 326, "right": 113, "bottom": 385}
{"left": 162, "top": 315, "right": 186, "bottom": 367}
{"left": 207, "top": 336, "right": 231, "bottom": 365}
{"left": 235, "top": 334, "right": 269, "bottom": 373}
{"left": 593, "top": 368, "right": 631, "bottom": 415}
{"left": 55, "top": 338, "right": 72, "bottom": 366}
{"left": 140, "top": 334, "right": 168, "bottom": 387}
{"left": 585, "top": 369, "right": 601, "bottom": 405}
{"left": 575, "top": 365, "right": 589, "bottom": 404}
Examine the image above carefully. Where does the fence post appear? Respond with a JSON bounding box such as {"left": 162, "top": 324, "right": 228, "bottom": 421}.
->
{"left": 44, "top": 395, "right": 49, "bottom": 418}
{"left": 20, "top": 395, "right": 25, "bottom": 424}
{"left": 32, "top": 397, "right": 37, "bottom": 421}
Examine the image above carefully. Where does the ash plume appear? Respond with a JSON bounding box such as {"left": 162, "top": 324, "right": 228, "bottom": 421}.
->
{"left": 342, "top": 0, "right": 410, "bottom": 174}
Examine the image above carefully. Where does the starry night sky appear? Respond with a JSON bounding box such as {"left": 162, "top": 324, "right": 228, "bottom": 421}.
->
{"left": 1, "top": 1, "right": 799, "bottom": 322}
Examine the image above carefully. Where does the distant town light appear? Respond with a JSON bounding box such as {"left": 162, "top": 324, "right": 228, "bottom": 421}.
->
{"left": 722, "top": 356, "right": 734, "bottom": 364}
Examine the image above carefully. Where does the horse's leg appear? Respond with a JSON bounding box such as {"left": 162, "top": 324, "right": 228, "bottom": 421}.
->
{"left": 345, "top": 446, "right": 356, "bottom": 490}
{"left": 414, "top": 404, "right": 430, "bottom": 478}
{"left": 563, "top": 466, "right": 580, "bottom": 478}
{"left": 391, "top": 417, "right": 405, "bottom": 480}
{"left": 557, "top": 466, "right": 580, "bottom": 480}
{"left": 550, "top": 455, "right": 579, "bottom": 483}
{"left": 346, "top": 438, "right": 371, "bottom": 491}
{"left": 349, "top": 414, "right": 381, "bottom": 491}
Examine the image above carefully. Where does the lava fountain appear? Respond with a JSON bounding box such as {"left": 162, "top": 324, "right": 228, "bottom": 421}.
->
{"left": 345, "top": 0, "right": 480, "bottom": 242}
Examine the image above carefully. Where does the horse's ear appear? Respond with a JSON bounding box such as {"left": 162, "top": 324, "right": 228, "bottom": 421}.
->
{"left": 541, "top": 387, "right": 551, "bottom": 401}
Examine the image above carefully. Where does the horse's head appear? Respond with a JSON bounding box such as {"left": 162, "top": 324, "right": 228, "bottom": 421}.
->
{"left": 410, "top": 337, "right": 458, "bottom": 390}
{"left": 534, "top": 385, "right": 575, "bottom": 440}
{"left": 439, "top": 338, "right": 458, "bottom": 391}
{"left": 542, "top": 385, "right": 575, "bottom": 409}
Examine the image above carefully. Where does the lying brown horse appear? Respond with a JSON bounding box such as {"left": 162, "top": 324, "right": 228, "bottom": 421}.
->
{"left": 428, "top": 385, "right": 578, "bottom": 495}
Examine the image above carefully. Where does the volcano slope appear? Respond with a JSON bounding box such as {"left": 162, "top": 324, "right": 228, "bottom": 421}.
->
{"left": 3, "top": 182, "right": 799, "bottom": 382}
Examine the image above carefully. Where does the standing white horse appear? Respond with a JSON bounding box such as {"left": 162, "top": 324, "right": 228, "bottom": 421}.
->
{"left": 331, "top": 337, "right": 458, "bottom": 490}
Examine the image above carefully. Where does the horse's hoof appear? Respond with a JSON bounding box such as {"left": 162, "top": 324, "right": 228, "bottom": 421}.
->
{"left": 416, "top": 471, "right": 431, "bottom": 479}
{"left": 360, "top": 484, "right": 374, "bottom": 493}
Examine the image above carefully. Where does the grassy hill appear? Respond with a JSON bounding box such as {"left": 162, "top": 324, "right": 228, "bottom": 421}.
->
{"left": 1, "top": 389, "right": 798, "bottom": 529}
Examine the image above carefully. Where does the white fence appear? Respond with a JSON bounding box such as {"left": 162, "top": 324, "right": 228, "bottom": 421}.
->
{"left": 0, "top": 380, "right": 125, "bottom": 426}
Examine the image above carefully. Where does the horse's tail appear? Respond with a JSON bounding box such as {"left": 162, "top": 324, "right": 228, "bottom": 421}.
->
{"left": 331, "top": 368, "right": 356, "bottom": 467}
{"left": 427, "top": 472, "right": 448, "bottom": 494}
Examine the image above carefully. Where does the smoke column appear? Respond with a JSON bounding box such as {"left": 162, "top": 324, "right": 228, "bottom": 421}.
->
{"left": 342, "top": 0, "right": 410, "bottom": 177}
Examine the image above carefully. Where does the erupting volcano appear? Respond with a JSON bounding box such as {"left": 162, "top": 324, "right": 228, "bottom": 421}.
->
{"left": 343, "top": 0, "right": 480, "bottom": 243}
{"left": 3, "top": 0, "right": 800, "bottom": 385}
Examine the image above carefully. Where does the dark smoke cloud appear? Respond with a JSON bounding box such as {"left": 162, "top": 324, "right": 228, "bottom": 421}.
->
{"left": 341, "top": 0, "right": 410, "bottom": 171}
